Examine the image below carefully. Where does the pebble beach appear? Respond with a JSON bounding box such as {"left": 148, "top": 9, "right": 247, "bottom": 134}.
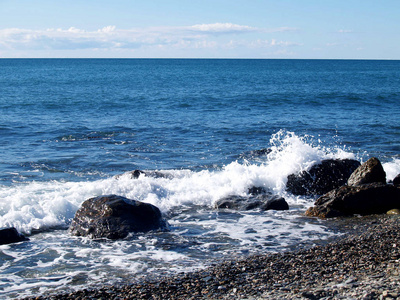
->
{"left": 23, "top": 214, "right": 400, "bottom": 300}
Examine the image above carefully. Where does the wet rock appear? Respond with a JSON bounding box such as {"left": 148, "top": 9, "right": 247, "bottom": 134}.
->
{"left": 215, "top": 192, "right": 288, "bottom": 211}
{"left": 347, "top": 157, "right": 386, "bottom": 186}
{"left": 115, "top": 170, "right": 173, "bottom": 180}
{"left": 259, "top": 195, "right": 289, "bottom": 211}
{"left": 248, "top": 186, "right": 267, "bottom": 195}
{"left": 286, "top": 159, "right": 360, "bottom": 196}
{"left": 305, "top": 183, "right": 400, "bottom": 218}
{"left": 239, "top": 148, "right": 272, "bottom": 160}
{"left": 0, "top": 227, "right": 28, "bottom": 245}
{"left": 393, "top": 174, "right": 400, "bottom": 186}
{"left": 69, "top": 195, "right": 169, "bottom": 239}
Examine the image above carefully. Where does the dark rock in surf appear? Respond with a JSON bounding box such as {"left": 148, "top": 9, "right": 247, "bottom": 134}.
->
{"left": 248, "top": 148, "right": 272, "bottom": 157}
{"left": 0, "top": 227, "right": 29, "bottom": 245}
{"left": 215, "top": 195, "right": 254, "bottom": 210}
{"left": 215, "top": 192, "right": 288, "bottom": 211}
{"left": 347, "top": 157, "right": 386, "bottom": 186}
{"left": 115, "top": 169, "right": 173, "bottom": 180}
{"left": 239, "top": 148, "right": 272, "bottom": 160}
{"left": 305, "top": 183, "right": 400, "bottom": 218}
{"left": 393, "top": 174, "right": 400, "bottom": 186}
{"left": 286, "top": 159, "right": 361, "bottom": 196}
{"left": 248, "top": 186, "right": 268, "bottom": 195}
{"left": 260, "top": 195, "right": 289, "bottom": 211}
{"left": 69, "top": 195, "right": 169, "bottom": 239}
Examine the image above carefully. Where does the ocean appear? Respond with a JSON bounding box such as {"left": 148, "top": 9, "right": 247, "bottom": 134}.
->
{"left": 0, "top": 59, "right": 399, "bottom": 298}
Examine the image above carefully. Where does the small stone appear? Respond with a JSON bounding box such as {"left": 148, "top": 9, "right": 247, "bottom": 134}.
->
{"left": 345, "top": 277, "right": 357, "bottom": 284}
{"left": 301, "top": 291, "right": 317, "bottom": 299}
{"left": 387, "top": 209, "right": 400, "bottom": 215}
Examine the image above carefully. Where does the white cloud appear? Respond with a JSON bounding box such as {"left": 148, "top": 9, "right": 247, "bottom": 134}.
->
{"left": 0, "top": 23, "right": 300, "bottom": 57}
{"left": 227, "top": 39, "right": 302, "bottom": 49}
{"left": 189, "top": 23, "right": 256, "bottom": 33}
{"left": 338, "top": 29, "right": 353, "bottom": 33}
{"left": 99, "top": 26, "right": 116, "bottom": 33}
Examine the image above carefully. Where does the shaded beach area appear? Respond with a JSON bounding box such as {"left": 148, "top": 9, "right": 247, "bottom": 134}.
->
{"left": 24, "top": 215, "right": 400, "bottom": 300}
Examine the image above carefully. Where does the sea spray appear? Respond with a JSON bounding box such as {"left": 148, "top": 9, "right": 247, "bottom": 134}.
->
{"left": 0, "top": 131, "right": 358, "bottom": 234}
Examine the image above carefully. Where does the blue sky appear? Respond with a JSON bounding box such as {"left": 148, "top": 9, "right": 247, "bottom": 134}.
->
{"left": 0, "top": 0, "right": 399, "bottom": 59}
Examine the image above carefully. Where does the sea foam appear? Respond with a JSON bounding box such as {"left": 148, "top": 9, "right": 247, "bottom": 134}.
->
{"left": 0, "top": 130, "right": 369, "bottom": 235}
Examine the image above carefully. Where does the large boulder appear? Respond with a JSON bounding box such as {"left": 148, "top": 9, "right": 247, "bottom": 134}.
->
{"left": 286, "top": 159, "right": 361, "bottom": 196}
{"left": 347, "top": 157, "right": 386, "bottom": 186}
{"left": 305, "top": 183, "right": 400, "bottom": 218}
{"left": 69, "top": 195, "right": 169, "bottom": 239}
{"left": 0, "top": 227, "right": 28, "bottom": 245}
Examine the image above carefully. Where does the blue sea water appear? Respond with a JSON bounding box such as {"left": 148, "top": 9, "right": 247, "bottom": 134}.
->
{"left": 0, "top": 59, "right": 399, "bottom": 298}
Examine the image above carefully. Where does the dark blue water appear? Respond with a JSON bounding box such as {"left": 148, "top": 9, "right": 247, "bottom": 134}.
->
{"left": 1, "top": 59, "right": 399, "bottom": 185}
{"left": 0, "top": 59, "right": 400, "bottom": 298}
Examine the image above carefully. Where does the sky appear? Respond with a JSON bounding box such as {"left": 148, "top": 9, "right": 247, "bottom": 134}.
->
{"left": 0, "top": 0, "right": 399, "bottom": 59}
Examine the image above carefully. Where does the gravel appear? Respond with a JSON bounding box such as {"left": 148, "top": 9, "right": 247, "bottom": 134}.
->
{"left": 23, "top": 215, "right": 400, "bottom": 300}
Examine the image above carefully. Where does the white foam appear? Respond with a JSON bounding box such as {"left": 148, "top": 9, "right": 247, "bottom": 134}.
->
{"left": 0, "top": 131, "right": 357, "bottom": 234}
{"left": 383, "top": 158, "right": 400, "bottom": 181}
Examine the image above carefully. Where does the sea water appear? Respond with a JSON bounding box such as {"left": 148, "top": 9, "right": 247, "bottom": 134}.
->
{"left": 0, "top": 59, "right": 399, "bottom": 298}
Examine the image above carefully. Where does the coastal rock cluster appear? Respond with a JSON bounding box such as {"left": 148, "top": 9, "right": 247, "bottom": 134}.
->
{"left": 3, "top": 156, "right": 400, "bottom": 244}
{"left": 286, "top": 158, "right": 361, "bottom": 196}
{"left": 305, "top": 157, "right": 400, "bottom": 218}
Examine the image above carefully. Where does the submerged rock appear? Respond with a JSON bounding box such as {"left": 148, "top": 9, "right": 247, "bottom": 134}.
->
{"left": 305, "top": 183, "right": 400, "bottom": 218}
{"left": 286, "top": 159, "right": 361, "bottom": 196}
{"left": 0, "top": 227, "right": 29, "bottom": 245}
{"left": 115, "top": 169, "right": 173, "bottom": 180}
{"left": 347, "top": 157, "right": 386, "bottom": 186}
{"left": 215, "top": 190, "right": 288, "bottom": 211}
{"left": 69, "top": 195, "right": 169, "bottom": 239}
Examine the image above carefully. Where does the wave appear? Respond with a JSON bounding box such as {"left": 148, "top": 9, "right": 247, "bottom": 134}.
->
{"left": 1, "top": 130, "right": 393, "bottom": 235}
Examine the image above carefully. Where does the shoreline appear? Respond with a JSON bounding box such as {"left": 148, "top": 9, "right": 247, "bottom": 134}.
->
{"left": 23, "top": 215, "right": 400, "bottom": 299}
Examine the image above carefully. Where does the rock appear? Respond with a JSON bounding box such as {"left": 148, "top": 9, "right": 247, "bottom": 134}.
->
{"left": 215, "top": 192, "right": 289, "bottom": 211}
{"left": 69, "top": 195, "right": 169, "bottom": 239}
{"left": 260, "top": 195, "right": 289, "bottom": 211}
{"left": 347, "top": 157, "right": 386, "bottom": 186}
{"left": 115, "top": 170, "right": 173, "bottom": 180}
{"left": 305, "top": 183, "right": 400, "bottom": 218}
{"left": 0, "top": 227, "right": 28, "bottom": 245}
{"left": 393, "top": 174, "right": 400, "bottom": 186}
{"left": 286, "top": 159, "right": 361, "bottom": 196}
{"left": 387, "top": 209, "right": 400, "bottom": 215}
{"left": 239, "top": 148, "right": 272, "bottom": 160}
{"left": 248, "top": 186, "right": 267, "bottom": 195}
{"left": 215, "top": 195, "right": 257, "bottom": 210}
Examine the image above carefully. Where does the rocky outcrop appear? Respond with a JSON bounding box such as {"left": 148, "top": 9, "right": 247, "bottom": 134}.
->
{"left": 305, "top": 183, "right": 400, "bottom": 218}
{"left": 215, "top": 189, "right": 289, "bottom": 211}
{"left": 347, "top": 157, "right": 386, "bottom": 186}
{"left": 286, "top": 159, "right": 361, "bottom": 196}
{"left": 69, "top": 195, "right": 169, "bottom": 239}
{"left": 0, "top": 227, "right": 28, "bottom": 245}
